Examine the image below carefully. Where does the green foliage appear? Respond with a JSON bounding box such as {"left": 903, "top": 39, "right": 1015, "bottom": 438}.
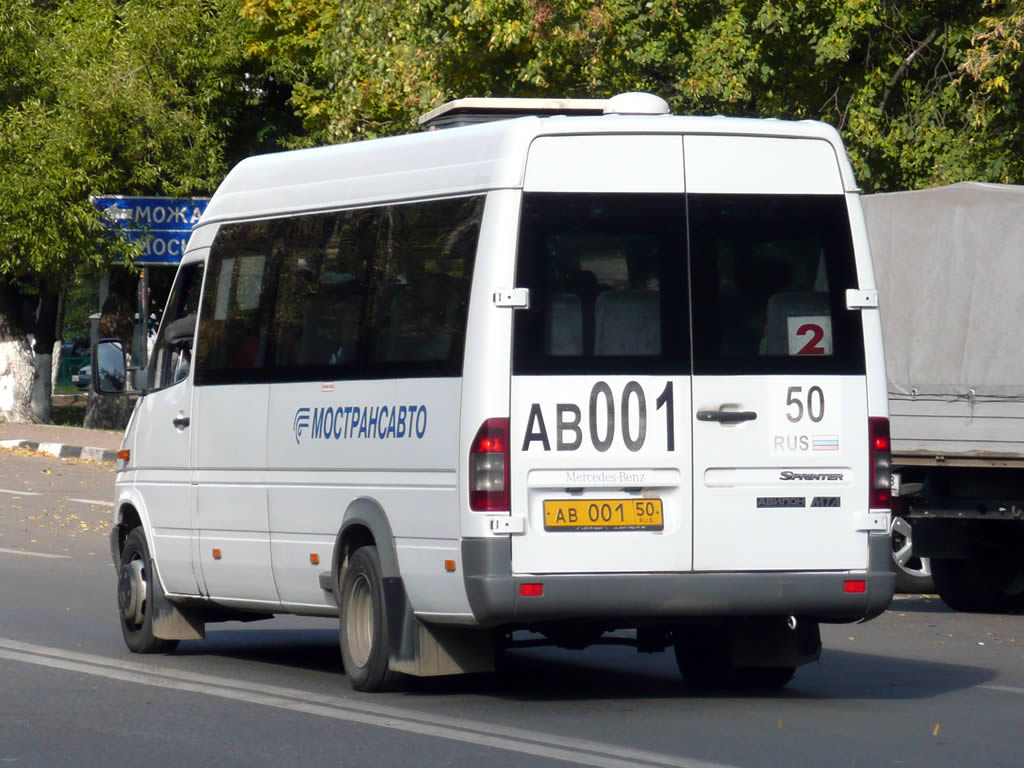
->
{"left": 0, "top": 0, "right": 292, "bottom": 294}
{"left": 243, "top": 0, "right": 1024, "bottom": 193}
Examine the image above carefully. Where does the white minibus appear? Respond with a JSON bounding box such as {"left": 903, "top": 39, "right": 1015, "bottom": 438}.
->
{"left": 97, "top": 92, "right": 894, "bottom": 691}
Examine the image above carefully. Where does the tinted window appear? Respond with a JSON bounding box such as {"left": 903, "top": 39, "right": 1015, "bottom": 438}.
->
{"left": 513, "top": 193, "right": 689, "bottom": 375}
{"left": 688, "top": 194, "right": 865, "bottom": 375}
{"left": 195, "top": 221, "right": 277, "bottom": 383}
{"left": 195, "top": 196, "right": 482, "bottom": 386}
{"left": 150, "top": 262, "right": 204, "bottom": 390}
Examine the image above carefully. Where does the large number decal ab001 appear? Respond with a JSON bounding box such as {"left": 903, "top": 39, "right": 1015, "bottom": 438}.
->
{"left": 521, "top": 380, "right": 675, "bottom": 453}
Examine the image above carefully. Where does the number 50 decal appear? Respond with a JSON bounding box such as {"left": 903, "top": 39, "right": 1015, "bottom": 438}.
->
{"left": 786, "top": 386, "right": 825, "bottom": 423}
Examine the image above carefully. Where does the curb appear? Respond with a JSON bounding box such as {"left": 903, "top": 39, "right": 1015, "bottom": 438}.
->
{"left": 0, "top": 439, "right": 117, "bottom": 464}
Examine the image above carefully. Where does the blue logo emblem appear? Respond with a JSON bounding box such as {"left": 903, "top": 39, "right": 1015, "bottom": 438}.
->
{"left": 293, "top": 407, "right": 311, "bottom": 444}
{"left": 291, "top": 403, "right": 428, "bottom": 444}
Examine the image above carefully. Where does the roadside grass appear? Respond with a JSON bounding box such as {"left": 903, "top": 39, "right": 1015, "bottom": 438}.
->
{"left": 0, "top": 395, "right": 88, "bottom": 427}
{"left": 51, "top": 402, "right": 88, "bottom": 427}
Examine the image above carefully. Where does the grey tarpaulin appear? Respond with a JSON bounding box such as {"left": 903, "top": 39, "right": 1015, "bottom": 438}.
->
{"left": 862, "top": 182, "right": 1024, "bottom": 400}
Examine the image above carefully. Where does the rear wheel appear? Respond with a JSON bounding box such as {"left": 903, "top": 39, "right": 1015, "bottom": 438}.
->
{"left": 673, "top": 625, "right": 799, "bottom": 691}
{"left": 117, "top": 527, "right": 178, "bottom": 654}
{"left": 339, "top": 546, "right": 399, "bottom": 692}
{"left": 734, "top": 666, "right": 795, "bottom": 690}
{"left": 673, "top": 633, "right": 732, "bottom": 689}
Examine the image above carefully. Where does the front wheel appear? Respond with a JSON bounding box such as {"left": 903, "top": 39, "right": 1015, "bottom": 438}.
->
{"left": 338, "top": 546, "right": 399, "bottom": 692}
{"left": 117, "top": 527, "right": 178, "bottom": 654}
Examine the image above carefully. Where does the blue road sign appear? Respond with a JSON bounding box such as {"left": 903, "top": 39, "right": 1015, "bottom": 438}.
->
{"left": 91, "top": 196, "right": 210, "bottom": 264}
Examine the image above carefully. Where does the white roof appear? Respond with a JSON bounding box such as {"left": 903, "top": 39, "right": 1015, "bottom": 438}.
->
{"left": 197, "top": 109, "right": 855, "bottom": 229}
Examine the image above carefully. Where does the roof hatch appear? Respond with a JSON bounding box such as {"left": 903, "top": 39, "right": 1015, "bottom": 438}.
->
{"left": 418, "top": 92, "right": 670, "bottom": 130}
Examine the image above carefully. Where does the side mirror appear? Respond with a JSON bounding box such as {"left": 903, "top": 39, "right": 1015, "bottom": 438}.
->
{"left": 92, "top": 339, "right": 128, "bottom": 394}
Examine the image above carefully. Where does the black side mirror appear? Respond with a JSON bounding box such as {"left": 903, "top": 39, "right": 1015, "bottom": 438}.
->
{"left": 92, "top": 339, "right": 128, "bottom": 394}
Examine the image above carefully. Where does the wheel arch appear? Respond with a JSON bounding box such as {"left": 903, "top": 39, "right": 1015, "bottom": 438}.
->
{"left": 110, "top": 501, "right": 144, "bottom": 566}
{"left": 332, "top": 497, "right": 401, "bottom": 593}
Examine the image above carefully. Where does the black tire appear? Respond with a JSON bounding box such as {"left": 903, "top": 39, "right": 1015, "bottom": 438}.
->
{"left": 673, "top": 629, "right": 733, "bottom": 689}
{"left": 117, "top": 527, "right": 178, "bottom": 654}
{"left": 931, "top": 557, "right": 1024, "bottom": 613}
{"left": 734, "top": 666, "right": 795, "bottom": 690}
{"left": 338, "top": 546, "right": 399, "bottom": 692}
{"left": 674, "top": 627, "right": 797, "bottom": 691}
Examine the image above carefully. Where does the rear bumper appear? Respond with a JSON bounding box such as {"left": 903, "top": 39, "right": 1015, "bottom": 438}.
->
{"left": 461, "top": 532, "right": 894, "bottom": 627}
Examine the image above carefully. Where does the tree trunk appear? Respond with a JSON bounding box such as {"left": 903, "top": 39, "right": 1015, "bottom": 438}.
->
{"left": 83, "top": 389, "right": 132, "bottom": 430}
{"left": 29, "top": 280, "right": 61, "bottom": 424}
{"left": 0, "top": 282, "right": 38, "bottom": 423}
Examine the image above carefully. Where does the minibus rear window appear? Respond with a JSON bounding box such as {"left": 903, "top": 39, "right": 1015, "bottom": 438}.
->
{"left": 687, "top": 194, "right": 866, "bottom": 375}
{"left": 513, "top": 193, "right": 690, "bottom": 376}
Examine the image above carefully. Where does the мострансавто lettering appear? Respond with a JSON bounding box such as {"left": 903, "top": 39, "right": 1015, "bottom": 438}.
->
{"left": 294, "top": 405, "right": 427, "bottom": 444}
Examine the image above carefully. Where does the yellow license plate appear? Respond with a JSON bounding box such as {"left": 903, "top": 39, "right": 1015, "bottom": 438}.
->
{"left": 543, "top": 498, "right": 663, "bottom": 531}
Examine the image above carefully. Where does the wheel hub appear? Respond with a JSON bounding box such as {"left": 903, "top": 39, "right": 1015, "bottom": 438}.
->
{"left": 891, "top": 516, "right": 932, "bottom": 579}
{"left": 118, "top": 558, "right": 147, "bottom": 626}
{"left": 346, "top": 574, "right": 374, "bottom": 668}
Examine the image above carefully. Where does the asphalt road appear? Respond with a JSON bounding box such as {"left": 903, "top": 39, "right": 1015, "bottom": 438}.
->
{"left": 2, "top": 446, "right": 1023, "bottom": 768}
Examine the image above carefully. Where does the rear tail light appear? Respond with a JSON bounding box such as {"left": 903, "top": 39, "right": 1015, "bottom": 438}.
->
{"left": 470, "top": 418, "right": 509, "bottom": 511}
{"left": 868, "top": 417, "right": 892, "bottom": 510}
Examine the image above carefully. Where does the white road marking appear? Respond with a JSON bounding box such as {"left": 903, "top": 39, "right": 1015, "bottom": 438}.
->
{"left": 982, "top": 685, "right": 1024, "bottom": 696}
{"left": 67, "top": 498, "right": 114, "bottom": 507}
{"left": 0, "top": 488, "right": 41, "bottom": 496}
{"left": 0, "top": 637, "right": 735, "bottom": 768}
{"left": 0, "top": 548, "right": 70, "bottom": 559}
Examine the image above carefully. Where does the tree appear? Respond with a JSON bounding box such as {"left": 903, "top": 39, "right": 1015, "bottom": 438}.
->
{"left": 0, "top": 0, "right": 294, "bottom": 424}
{"left": 243, "top": 0, "right": 1024, "bottom": 191}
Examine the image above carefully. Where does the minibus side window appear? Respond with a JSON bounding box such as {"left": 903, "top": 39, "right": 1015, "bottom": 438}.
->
{"left": 195, "top": 220, "right": 277, "bottom": 384}
{"left": 195, "top": 196, "right": 482, "bottom": 386}
{"left": 150, "top": 263, "right": 203, "bottom": 390}
{"left": 268, "top": 209, "right": 375, "bottom": 371}
{"left": 367, "top": 197, "right": 481, "bottom": 369}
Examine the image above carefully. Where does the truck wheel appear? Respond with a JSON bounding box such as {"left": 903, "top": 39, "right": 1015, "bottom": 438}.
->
{"left": 890, "top": 516, "right": 934, "bottom": 593}
{"left": 117, "top": 527, "right": 179, "bottom": 654}
{"left": 338, "top": 546, "right": 399, "bottom": 692}
{"left": 931, "top": 558, "right": 1002, "bottom": 613}
{"left": 933, "top": 556, "right": 1024, "bottom": 613}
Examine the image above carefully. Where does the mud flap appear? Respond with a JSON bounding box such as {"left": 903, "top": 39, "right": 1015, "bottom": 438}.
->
{"left": 729, "top": 617, "right": 821, "bottom": 668}
{"left": 150, "top": 563, "right": 206, "bottom": 641}
{"left": 384, "top": 577, "right": 494, "bottom": 677}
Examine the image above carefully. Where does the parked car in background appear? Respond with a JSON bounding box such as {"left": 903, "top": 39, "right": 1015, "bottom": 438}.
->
{"left": 61, "top": 338, "right": 90, "bottom": 358}
{"left": 71, "top": 363, "right": 90, "bottom": 391}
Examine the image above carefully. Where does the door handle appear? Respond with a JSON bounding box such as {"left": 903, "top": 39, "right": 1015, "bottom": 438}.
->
{"left": 696, "top": 409, "right": 757, "bottom": 424}
{"left": 172, "top": 415, "right": 191, "bottom": 429}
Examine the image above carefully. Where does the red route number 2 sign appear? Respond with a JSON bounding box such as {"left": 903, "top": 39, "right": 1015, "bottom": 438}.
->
{"left": 786, "top": 315, "right": 833, "bottom": 356}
